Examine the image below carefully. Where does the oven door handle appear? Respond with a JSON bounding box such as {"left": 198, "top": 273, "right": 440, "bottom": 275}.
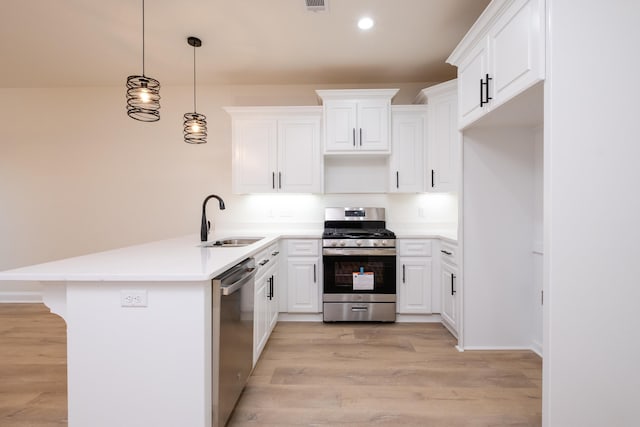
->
{"left": 322, "top": 248, "right": 396, "bottom": 256}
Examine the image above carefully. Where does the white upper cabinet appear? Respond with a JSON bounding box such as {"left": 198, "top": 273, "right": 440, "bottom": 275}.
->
{"left": 389, "top": 106, "right": 427, "bottom": 193}
{"left": 447, "top": 0, "right": 545, "bottom": 129}
{"left": 225, "top": 107, "right": 322, "bottom": 194}
{"left": 417, "top": 80, "right": 459, "bottom": 193}
{"left": 316, "top": 89, "right": 398, "bottom": 154}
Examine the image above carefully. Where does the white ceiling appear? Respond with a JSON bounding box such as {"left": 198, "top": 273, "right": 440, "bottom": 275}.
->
{"left": 0, "top": 0, "right": 489, "bottom": 88}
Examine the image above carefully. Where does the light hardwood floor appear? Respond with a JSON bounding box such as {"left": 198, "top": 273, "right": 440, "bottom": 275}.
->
{"left": 0, "top": 304, "right": 541, "bottom": 426}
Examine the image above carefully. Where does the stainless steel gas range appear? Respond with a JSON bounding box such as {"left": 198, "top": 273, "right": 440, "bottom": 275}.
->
{"left": 322, "top": 207, "right": 396, "bottom": 322}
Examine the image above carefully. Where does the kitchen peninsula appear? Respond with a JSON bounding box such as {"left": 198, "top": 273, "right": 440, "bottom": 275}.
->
{"left": 0, "top": 232, "right": 286, "bottom": 427}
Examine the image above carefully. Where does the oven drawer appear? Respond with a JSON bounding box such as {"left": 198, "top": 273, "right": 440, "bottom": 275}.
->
{"left": 323, "top": 302, "right": 396, "bottom": 322}
{"left": 398, "top": 239, "right": 433, "bottom": 256}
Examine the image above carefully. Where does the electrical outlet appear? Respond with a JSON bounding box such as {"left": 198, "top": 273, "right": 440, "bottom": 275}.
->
{"left": 121, "top": 290, "right": 148, "bottom": 307}
{"left": 418, "top": 207, "right": 425, "bottom": 218}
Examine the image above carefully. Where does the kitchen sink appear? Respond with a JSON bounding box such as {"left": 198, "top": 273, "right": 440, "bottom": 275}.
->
{"left": 202, "top": 237, "right": 264, "bottom": 248}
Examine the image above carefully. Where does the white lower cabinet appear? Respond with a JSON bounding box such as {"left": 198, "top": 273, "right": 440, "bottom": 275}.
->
{"left": 285, "top": 239, "right": 321, "bottom": 313}
{"left": 253, "top": 244, "right": 280, "bottom": 365}
{"left": 440, "top": 241, "right": 458, "bottom": 335}
{"left": 397, "top": 239, "right": 434, "bottom": 314}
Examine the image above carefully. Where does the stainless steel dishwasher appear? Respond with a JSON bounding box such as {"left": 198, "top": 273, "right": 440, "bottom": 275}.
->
{"left": 211, "top": 257, "right": 256, "bottom": 427}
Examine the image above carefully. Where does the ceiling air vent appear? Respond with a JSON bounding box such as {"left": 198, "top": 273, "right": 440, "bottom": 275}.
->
{"left": 305, "top": 0, "right": 327, "bottom": 12}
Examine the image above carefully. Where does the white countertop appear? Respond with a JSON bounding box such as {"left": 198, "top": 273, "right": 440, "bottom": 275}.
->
{"left": 0, "top": 227, "right": 455, "bottom": 283}
{"left": 0, "top": 233, "right": 285, "bottom": 282}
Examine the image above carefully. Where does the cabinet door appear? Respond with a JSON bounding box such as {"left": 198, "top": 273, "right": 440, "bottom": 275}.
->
{"left": 233, "top": 119, "right": 278, "bottom": 194}
{"left": 287, "top": 257, "right": 320, "bottom": 312}
{"left": 398, "top": 257, "right": 433, "bottom": 314}
{"left": 277, "top": 119, "right": 322, "bottom": 193}
{"left": 267, "top": 270, "right": 279, "bottom": 331}
{"left": 489, "top": 0, "right": 544, "bottom": 106}
{"left": 357, "top": 100, "right": 390, "bottom": 152}
{"left": 390, "top": 110, "right": 425, "bottom": 193}
{"left": 253, "top": 273, "right": 269, "bottom": 364}
{"left": 457, "top": 39, "right": 489, "bottom": 129}
{"left": 324, "top": 101, "right": 358, "bottom": 152}
{"left": 428, "top": 93, "right": 458, "bottom": 193}
{"left": 441, "top": 262, "right": 458, "bottom": 332}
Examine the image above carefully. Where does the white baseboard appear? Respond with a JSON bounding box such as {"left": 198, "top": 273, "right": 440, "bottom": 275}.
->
{"left": 531, "top": 340, "right": 543, "bottom": 357}
{"left": 463, "top": 345, "right": 542, "bottom": 355}
{"left": 277, "top": 313, "right": 443, "bottom": 323}
{"left": 277, "top": 313, "right": 323, "bottom": 322}
{"left": 0, "top": 291, "right": 43, "bottom": 303}
{"left": 396, "top": 314, "right": 442, "bottom": 323}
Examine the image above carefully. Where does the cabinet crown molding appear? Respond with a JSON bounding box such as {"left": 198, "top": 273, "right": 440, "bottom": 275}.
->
{"left": 446, "top": 0, "right": 512, "bottom": 65}
{"left": 315, "top": 89, "right": 399, "bottom": 103}
{"left": 415, "top": 79, "right": 458, "bottom": 104}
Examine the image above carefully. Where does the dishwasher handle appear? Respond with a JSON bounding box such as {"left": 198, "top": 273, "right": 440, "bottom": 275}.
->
{"left": 220, "top": 267, "right": 257, "bottom": 296}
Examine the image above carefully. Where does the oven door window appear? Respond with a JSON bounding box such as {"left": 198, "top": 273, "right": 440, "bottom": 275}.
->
{"left": 323, "top": 255, "right": 396, "bottom": 294}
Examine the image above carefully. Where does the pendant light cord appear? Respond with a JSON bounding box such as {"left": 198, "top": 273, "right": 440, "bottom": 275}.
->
{"left": 193, "top": 43, "right": 197, "bottom": 112}
{"left": 142, "top": 0, "right": 146, "bottom": 76}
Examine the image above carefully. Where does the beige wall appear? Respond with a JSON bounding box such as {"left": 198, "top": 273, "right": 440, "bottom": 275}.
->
{"left": 0, "top": 82, "right": 456, "bottom": 296}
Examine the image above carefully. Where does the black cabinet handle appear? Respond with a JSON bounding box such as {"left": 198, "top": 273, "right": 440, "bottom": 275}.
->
{"left": 267, "top": 276, "right": 274, "bottom": 300}
{"left": 359, "top": 128, "right": 363, "bottom": 146}
{"left": 313, "top": 264, "right": 317, "bottom": 283}
{"left": 396, "top": 171, "right": 399, "bottom": 189}
{"left": 480, "top": 73, "right": 493, "bottom": 107}
{"left": 272, "top": 172, "right": 275, "bottom": 189}
{"left": 431, "top": 170, "right": 435, "bottom": 188}
{"left": 402, "top": 264, "right": 406, "bottom": 283}
{"left": 259, "top": 259, "right": 269, "bottom": 266}
{"left": 352, "top": 128, "right": 356, "bottom": 146}
{"left": 271, "top": 251, "right": 279, "bottom": 256}
{"left": 278, "top": 172, "right": 282, "bottom": 189}
{"left": 451, "top": 273, "right": 456, "bottom": 296}
{"left": 441, "top": 250, "right": 452, "bottom": 255}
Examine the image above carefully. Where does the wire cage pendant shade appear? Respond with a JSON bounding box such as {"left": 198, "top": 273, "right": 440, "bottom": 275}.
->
{"left": 126, "top": 0, "right": 161, "bottom": 122}
{"left": 184, "top": 36, "right": 207, "bottom": 144}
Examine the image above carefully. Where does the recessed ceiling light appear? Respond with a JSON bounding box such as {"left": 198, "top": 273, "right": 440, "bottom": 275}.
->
{"left": 358, "top": 17, "right": 374, "bottom": 30}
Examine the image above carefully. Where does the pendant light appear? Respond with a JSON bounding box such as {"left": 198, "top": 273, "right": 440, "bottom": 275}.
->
{"left": 183, "top": 36, "right": 207, "bottom": 144}
{"left": 126, "top": 0, "right": 161, "bottom": 122}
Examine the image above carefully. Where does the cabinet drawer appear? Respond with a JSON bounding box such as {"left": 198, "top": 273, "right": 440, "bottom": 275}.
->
{"left": 286, "top": 239, "right": 319, "bottom": 257}
{"left": 398, "top": 239, "right": 433, "bottom": 256}
{"left": 256, "top": 243, "right": 280, "bottom": 268}
{"left": 440, "top": 241, "right": 457, "bottom": 266}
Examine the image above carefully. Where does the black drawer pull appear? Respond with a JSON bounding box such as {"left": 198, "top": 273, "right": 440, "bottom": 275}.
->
{"left": 441, "top": 250, "right": 452, "bottom": 255}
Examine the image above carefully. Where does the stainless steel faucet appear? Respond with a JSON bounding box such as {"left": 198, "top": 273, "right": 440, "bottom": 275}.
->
{"left": 201, "top": 194, "right": 226, "bottom": 242}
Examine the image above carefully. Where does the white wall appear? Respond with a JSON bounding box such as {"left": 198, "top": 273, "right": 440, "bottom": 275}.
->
{"left": 0, "top": 82, "right": 457, "bottom": 299}
{"left": 462, "top": 126, "right": 536, "bottom": 349}
{"left": 544, "top": 1, "right": 640, "bottom": 426}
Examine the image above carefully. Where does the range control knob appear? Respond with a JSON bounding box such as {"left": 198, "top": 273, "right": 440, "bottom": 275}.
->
{"left": 373, "top": 240, "right": 379, "bottom": 246}
{"left": 381, "top": 240, "right": 387, "bottom": 246}
{"left": 339, "top": 241, "right": 346, "bottom": 247}
{"left": 331, "top": 241, "right": 338, "bottom": 247}
{"left": 356, "top": 240, "right": 363, "bottom": 246}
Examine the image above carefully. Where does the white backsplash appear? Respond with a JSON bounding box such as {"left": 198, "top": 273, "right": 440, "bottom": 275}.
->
{"left": 217, "top": 193, "right": 458, "bottom": 231}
